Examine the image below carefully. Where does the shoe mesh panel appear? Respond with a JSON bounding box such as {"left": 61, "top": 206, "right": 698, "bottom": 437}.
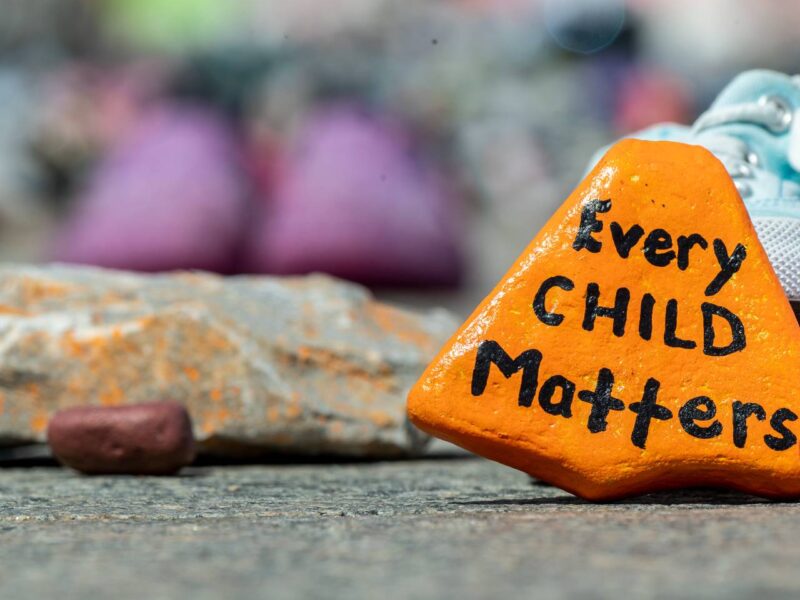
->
{"left": 753, "top": 217, "right": 800, "bottom": 301}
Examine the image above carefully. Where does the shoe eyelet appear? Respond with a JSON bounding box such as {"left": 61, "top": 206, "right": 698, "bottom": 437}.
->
{"left": 734, "top": 180, "right": 753, "bottom": 198}
{"left": 758, "top": 94, "right": 793, "bottom": 133}
{"left": 746, "top": 150, "right": 761, "bottom": 166}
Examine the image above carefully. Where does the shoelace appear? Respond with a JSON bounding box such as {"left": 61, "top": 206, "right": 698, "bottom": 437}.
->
{"left": 691, "top": 94, "right": 796, "bottom": 198}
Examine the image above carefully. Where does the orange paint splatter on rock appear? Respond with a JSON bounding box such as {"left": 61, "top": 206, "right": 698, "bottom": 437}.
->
{"left": 30, "top": 411, "right": 49, "bottom": 435}
{"left": 285, "top": 403, "right": 302, "bottom": 420}
{"left": 99, "top": 384, "right": 124, "bottom": 406}
{"left": 367, "top": 410, "right": 394, "bottom": 428}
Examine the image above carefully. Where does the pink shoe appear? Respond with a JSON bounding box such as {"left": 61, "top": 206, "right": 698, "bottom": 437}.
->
{"left": 52, "top": 103, "right": 247, "bottom": 273}
{"left": 244, "top": 105, "right": 464, "bottom": 287}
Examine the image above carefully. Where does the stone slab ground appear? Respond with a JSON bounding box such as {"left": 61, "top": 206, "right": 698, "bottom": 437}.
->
{"left": 1, "top": 456, "right": 798, "bottom": 599}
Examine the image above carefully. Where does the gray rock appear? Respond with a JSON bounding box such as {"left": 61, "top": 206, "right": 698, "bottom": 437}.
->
{"left": 0, "top": 264, "right": 456, "bottom": 457}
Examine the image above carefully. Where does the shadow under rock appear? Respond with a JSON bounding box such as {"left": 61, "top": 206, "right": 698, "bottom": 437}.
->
{"left": 0, "top": 444, "right": 57, "bottom": 467}
{"left": 0, "top": 444, "right": 476, "bottom": 469}
{"left": 194, "top": 450, "right": 477, "bottom": 466}
{"left": 456, "top": 487, "right": 780, "bottom": 507}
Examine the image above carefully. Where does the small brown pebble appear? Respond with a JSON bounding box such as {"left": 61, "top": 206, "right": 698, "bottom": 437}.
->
{"left": 47, "top": 401, "right": 196, "bottom": 475}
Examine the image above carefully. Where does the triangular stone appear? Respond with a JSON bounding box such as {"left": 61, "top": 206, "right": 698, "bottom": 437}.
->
{"left": 408, "top": 139, "right": 800, "bottom": 500}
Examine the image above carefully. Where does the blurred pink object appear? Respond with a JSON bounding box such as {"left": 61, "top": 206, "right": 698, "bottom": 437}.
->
{"left": 453, "top": 0, "right": 535, "bottom": 14}
{"left": 615, "top": 70, "right": 692, "bottom": 135}
{"left": 36, "top": 62, "right": 167, "bottom": 165}
{"left": 52, "top": 104, "right": 247, "bottom": 273}
{"left": 244, "top": 106, "right": 463, "bottom": 287}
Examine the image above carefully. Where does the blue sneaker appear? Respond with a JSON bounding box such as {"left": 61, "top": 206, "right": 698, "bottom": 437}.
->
{"left": 593, "top": 70, "right": 800, "bottom": 302}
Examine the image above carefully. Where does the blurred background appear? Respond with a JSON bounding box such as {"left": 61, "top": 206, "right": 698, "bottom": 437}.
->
{"left": 1, "top": 0, "right": 799, "bottom": 317}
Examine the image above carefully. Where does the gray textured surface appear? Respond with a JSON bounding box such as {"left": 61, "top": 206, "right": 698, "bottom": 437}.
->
{"left": 1, "top": 456, "right": 798, "bottom": 600}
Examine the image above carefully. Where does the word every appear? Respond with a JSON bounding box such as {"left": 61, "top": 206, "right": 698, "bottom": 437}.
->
{"left": 574, "top": 198, "right": 747, "bottom": 296}
{"left": 471, "top": 340, "right": 797, "bottom": 451}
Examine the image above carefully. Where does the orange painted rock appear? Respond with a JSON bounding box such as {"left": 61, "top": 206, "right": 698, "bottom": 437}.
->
{"left": 47, "top": 401, "right": 196, "bottom": 475}
{"left": 408, "top": 138, "right": 800, "bottom": 500}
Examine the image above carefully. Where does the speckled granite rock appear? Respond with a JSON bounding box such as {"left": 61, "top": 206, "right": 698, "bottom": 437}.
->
{"left": 0, "top": 264, "right": 456, "bottom": 457}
